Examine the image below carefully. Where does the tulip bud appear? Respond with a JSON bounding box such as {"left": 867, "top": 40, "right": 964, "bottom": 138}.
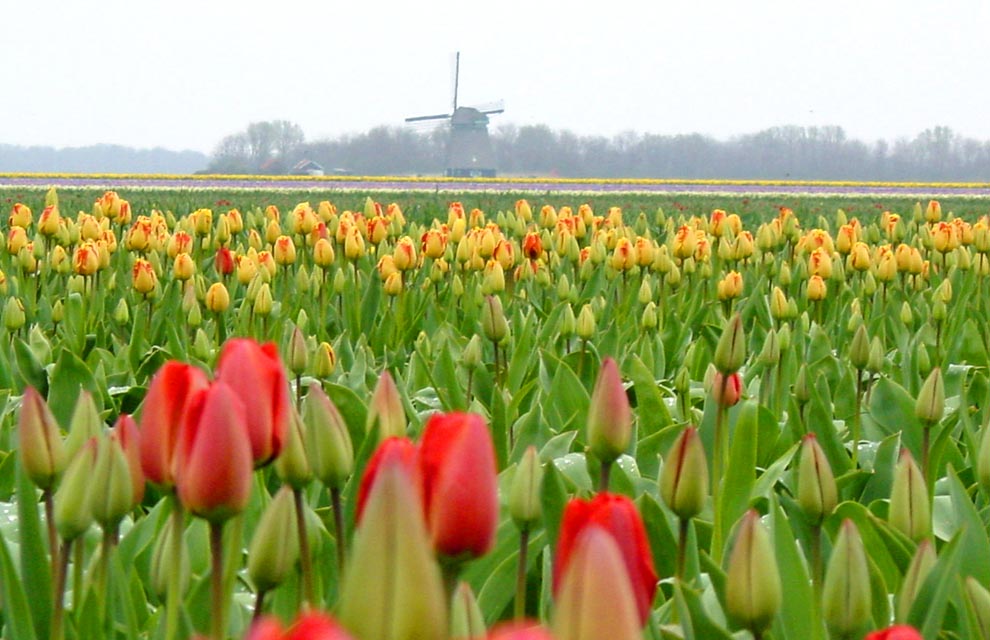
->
{"left": 54, "top": 438, "right": 97, "bottom": 541}
{"left": 900, "top": 301, "right": 914, "bottom": 326}
{"left": 302, "top": 383, "right": 354, "bottom": 489}
{"left": 462, "top": 334, "right": 483, "bottom": 370}
{"left": 254, "top": 282, "right": 274, "bottom": 316}
{"left": 659, "top": 426, "right": 709, "bottom": 521}
{"left": 895, "top": 539, "right": 936, "bottom": 623}
{"left": 311, "top": 342, "right": 336, "bottom": 379}
{"left": 287, "top": 325, "right": 308, "bottom": 377}
{"left": 714, "top": 313, "right": 746, "bottom": 374}
{"left": 915, "top": 367, "right": 944, "bottom": 425}
{"left": 275, "top": 407, "right": 313, "bottom": 489}
{"left": 822, "top": 519, "right": 872, "bottom": 637}
{"left": 509, "top": 445, "right": 544, "bottom": 529}
{"left": 758, "top": 329, "right": 780, "bottom": 366}
{"left": 89, "top": 432, "right": 135, "bottom": 531}
{"left": 18, "top": 386, "right": 67, "bottom": 491}
{"left": 248, "top": 485, "right": 300, "bottom": 592}
{"left": 205, "top": 282, "right": 230, "bottom": 314}
{"left": 481, "top": 295, "right": 509, "bottom": 343}
{"left": 965, "top": 576, "right": 990, "bottom": 640}
{"left": 849, "top": 324, "right": 870, "bottom": 370}
{"left": 3, "top": 296, "right": 25, "bottom": 332}
{"left": 339, "top": 458, "right": 448, "bottom": 639}
{"left": 889, "top": 448, "right": 930, "bottom": 542}
{"left": 64, "top": 390, "right": 103, "bottom": 461}
{"left": 725, "top": 510, "right": 781, "bottom": 636}
{"left": 553, "top": 525, "right": 643, "bottom": 640}
{"left": 932, "top": 299, "right": 947, "bottom": 322}
{"left": 712, "top": 371, "right": 742, "bottom": 407}
{"left": 796, "top": 434, "right": 838, "bottom": 524}
{"left": 587, "top": 357, "right": 632, "bottom": 465}
{"left": 450, "top": 581, "right": 486, "bottom": 640}
{"left": 867, "top": 336, "right": 885, "bottom": 375}
{"left": 366, "top": 371, "right": 406, "bottom": 441}
{"left": 576, "top": 304, "right": 595, "bottom": 341}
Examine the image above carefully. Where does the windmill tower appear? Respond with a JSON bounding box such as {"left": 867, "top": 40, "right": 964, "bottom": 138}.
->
{"left": 406, "top": 53, "right": 504, "bottom": 178}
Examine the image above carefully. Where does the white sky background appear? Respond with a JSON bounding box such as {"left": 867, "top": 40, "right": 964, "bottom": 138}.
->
{"left": 2, "top": 0, "right": 989, "bottom": 154}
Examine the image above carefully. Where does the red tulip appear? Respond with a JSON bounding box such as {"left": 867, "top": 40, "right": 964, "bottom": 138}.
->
{"left": 284, "top": 611, "right": 355, "bottom": 640}
{"left": 419, "top": 412, "right": 499, "bottom": 558}
{"left": 712, "top": 371, "right": 742, "bottom": 407}
{"left": 244, "top": 616, "right": 282, "bottom": 640}
{"left": 216, "top": 247, "right": 235, "bottom": 276}
{"left": 215, "top": 338, "right": 290, "bottom": 467}
{"left": 355, "top": 436, "right": 419, "bottom": 523}
{"left": 139, "top": 361, "right": 209, "bottom": 488}
{"left": 865, "top": 625, "right": 923, "bottom": 640}
{"left": 111, "top": 414, "right": 145, "bottom": 506}
{"left": 489, "top": 622, "right": 556, "bottom": 639}
{"left": 554, "top": 493, "right": 657, "bottom": 625}
{"left": 174, "top": 381, "right": 253, "bottom": 523}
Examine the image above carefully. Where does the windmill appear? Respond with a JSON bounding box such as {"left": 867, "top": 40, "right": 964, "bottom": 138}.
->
{"left": 406, "top": 53, "right": 504, "bottom": 178}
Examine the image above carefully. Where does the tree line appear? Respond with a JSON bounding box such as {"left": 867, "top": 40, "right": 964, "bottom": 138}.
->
{"left": 208, "top": 122, "right": 990, "bottom": 181}
{"left": 0, "top": 144, "right": 208, "bottom": 174}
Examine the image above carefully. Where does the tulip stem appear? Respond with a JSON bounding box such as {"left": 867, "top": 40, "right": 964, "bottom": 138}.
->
{"left": 922, "top": 425, "right": 931, "bottom": 485}
{"left": 209, "top": 521, "right": 226, "bottom": 640}
{"left": 599, "top": 460, "right": 612, "bottom": 493}
{"left": 252, "top": 588, "right": 267, "bottom": 621}
{"left": 43, "top": 488, "right": 57, "bottom": 587}
{"left": 164, "top": 500, "right": 184, "bottom": 640}
{"left": 676, "top": 518, "right": 690, "bottom": 581}
{"left": 293, "top": 487, "right": 315, "bottom": 607}
{"left": 514, "top": 527, "right": 530, "bottom": 620}
{"left": 331, "top": 487, "right": 347, "bottom": 582}
{"left": 852, "top": 370, "right": 863, "bottom": 467}
{"left": 52, "top": 539, "right": 72, "bottom": 640}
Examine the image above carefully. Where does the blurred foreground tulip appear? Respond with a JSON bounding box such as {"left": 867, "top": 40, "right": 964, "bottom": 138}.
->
{"left": 420, "top": 412, "right": 498, "bottom": 559}
{"left": 215, "top": 338, "right": 291, "bottom": 467}
{"left": 139, "top": 361, "right": 209, "bottom": 489}
{"left": 356, "top": 437, "right": 419, "bottom": 523}
{"left": 865, "top": 625, "right": 923, "bottom": 640}
{"left": 489, "top": 622, "right": 556, "bottom": 640}
{"left": 554, "top": 493, "right": 657, "bottom": 625}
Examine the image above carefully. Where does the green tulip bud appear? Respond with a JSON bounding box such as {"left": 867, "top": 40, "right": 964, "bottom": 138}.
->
{"left": 889, "top": 448, "right": 930, "bottom": 542}
{"left": 641, "top": 301, "right": 658, "bottom": 331}
{"left": 288, "top": 325, "right": 308, "bottom": 377}
{"left": 462, "top": 335, "right": 483, "bottom": 370}
{"left": 192, "top": 328, "right": 212, "bottom": 362}
{"left": 64, "top": 390, "right": 103, "bottom": 461}
{"left": 509, "top": 445, "right": 544, "bottom": 529}
{"left": 776, "top": 323, "right": 791, "bottom": 351}
{"left": 4, "top": 296, "right": 25, "bottom": 332}
{"left": 587, "top": 357, "right": 631, "bottom": 465}
{"left": 725, "top": 510, "right": 781, "bottom": 636}
{"left": 660, "top": 426, "right": 709, "bottom": 521}
{"left": 559, "top": 304, "right": 576, "bottom": 339}
{"left": 822, "top": 519, "right": 872, "bottom": 637}
{"left": 333, "top": 268, "right": 347, "bottom": 295}
{"left": 481, "top": 295, "right": 509, "bottom": 343}
{"left": 54, "top": 438, "right": 97, "bottom": 541}
{"left": 313, "top": 341, "right": 336, "bottom": 378}
{"left": 937, "top": 279, "right": 952, "bottom": 304}
{"left": 849, "top": 324, "right": 870, "bottom": 370}
{"left": 867, "top": 336, "right": 885, "bottom": 375}
{"left": 556, "top": 273, "right": 571, "bottom": 300}
{"left": 896, "top": 539, "right": 936, "bottom": 623}
{"left": 576, "top": 303, "right": 595, "bottom": 341}
{"left": 305, "top": 383, "right": 354, "bottom": 488}
{"left": 915, "top": 367, "right": 944, "bottom": 425}
{"left": 796, "top": 434, "right": 837, "bottom": 524}
{"left": 758, "top": 329, "right": 780, "bottom": 366}
{"left": 900, "top": 302, "right": 914, "bottom": 326}
{"left": 112, "top": 298, "right": 131, "bottom": 326}
{"left": 638, "top": 278, "right": 653, "bottom": 305}
{"left": 794, "top": 364, "right": 812, "bottom": 405}
{"left": 965, "top": 576, "right": 990, "bottom": 640}
{"left": 247, "top": 485, "right": 300, "bottom": 592}
{"left": 275, "top": 407, "right": 313, "bottom": 490}
{"left": 932, "top": 299, "right": 947, "bottom": 323}
{"left": 450, "top": 581, "right": 486, "bottom": 640}
{"left": 254, "top": 282, "right": 273, "bottom": 316}
{"left": 18, "top": 387, "right": 67, "bottom": 492}
{"left": 713, "top": 313, "right": 746, "bottom": 374}
{"left": 90, "top": 434, "right": 134, "bottom": 531}
{"left": 674, "top": 365, "right": 691, "bottom": 396}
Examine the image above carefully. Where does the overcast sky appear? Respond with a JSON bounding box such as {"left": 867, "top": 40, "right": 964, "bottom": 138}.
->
{"left": 3, "top": 0, "right": 989, "bottom": 154}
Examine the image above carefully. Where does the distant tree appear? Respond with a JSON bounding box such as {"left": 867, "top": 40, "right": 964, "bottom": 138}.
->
{"left": 207, "top": 120, "right": 305, "bottom": 174}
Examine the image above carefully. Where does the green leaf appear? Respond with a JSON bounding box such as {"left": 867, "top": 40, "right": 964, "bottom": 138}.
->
{"left": 946, "top": 465, "right": 990, "bottom": 585}
{"left": 16, "top": 458, "right": 51, "bottom": 640}
{"left": 715, "top": 400, "right": 758, "bottom": 561}
{"left": 0, "top": 533, "right": 38, "bottom": 640}
{"left": 868, "top": 376, "right": 924, "bottom": 459}
{"left": 628, "top": 355, "right": 674, "bottom": 437}
{"left": 906, "top": 531, "right": 963, "bottom": 640}
{"left": 47, "top": 346, "right": 100, "bottom": 430}
{"left": 769, "top": 497, "right": 819, "bottom": 640}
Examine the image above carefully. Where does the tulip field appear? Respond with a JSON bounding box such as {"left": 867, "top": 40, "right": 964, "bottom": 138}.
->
{"left": 3, "top": 184, "right": 990, "bottom": 640}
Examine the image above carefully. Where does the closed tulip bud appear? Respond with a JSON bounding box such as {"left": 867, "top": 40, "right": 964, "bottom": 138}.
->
{"left": 641, "top": 301, "right": 658, "bottom": 331}
{"left": 482, "top": 295, "right": 509, "bottom": 343}
{"left": 174, "top": 382, "right": 253, "bottom": 523}
{"left": 896, "top": 539, "right": 936, "bottom": 623}
{"left": 18, "top": 387, "right": 67, "bottom": 491}
{"left": 889, "top": 448, "right": 930, "bottom": 541}
{"left": 274, "top": 407, "right": 313, "bottom": 489}
{"left": 248, "top": 485, "right": 300, "bottom": 592}
{"left": 274, "top": 235, "right": 296, "bottom": 266}
{"left": 712, "top": 371, "right": 742, "bottom": 407}
{"left": 509, "top": 445, "right": 544, "bottom": 529}
{"left": 660, "top": 426, "right": 709, "bottom": 521}
{"left": 637, "top": 277, "right": 652, "bottom": 304}
{"left": 54, "top": 437, "right": 97, "bottom": 540}
{"left": 725, "top": 510, "right": 781, "bottom": 636}
{"left": 850, "top": 324, "right": 870, "bottom": 370}
{"left": 770, "top": 286, "right": 789, "bottom": 320}
{"left": 204, "top": 282, "right": 229, "bottom": 313}
{"left": 931, "top": 297, "right": 947, "bottom": 322}
{"left": 586, "top": 358, "right": 632, "bottom": 466}
{"left": 915, "top": 367, "right": 944, "bottom": 425}
{"left": 288, "top": 325, "right": 308, "bottom": 376}
{"left": 822, "top": 519, "right": 872, "bottom": 637}
{"left": 576, "top": 303, "right": 595, "bottom": 340}
{"left": 714, "top": 313, "right": 746, "bottom": 374}
{"left": 367, "top": 370, "right": 406, "bottom": 440}
{"left": 420, "top": 412, "right": 499, "bottom": 558}
{"left": 173, "top": 253, "right": 195, "bottom": 281}
{"left": 90, "top": 433, "right": 134, "bottom": 530}
{"left": 254, "top": 282, "right": 274, "bottom": 316}
{"left": 63, "top": 390, "right": 103, "bottom": 462}
{"left": 462, "top": 334, "right": 483, "bottom": 370}
{"left": 553, "top": 526, "right": 643, "bottom": 640}
{"left": 344, "top": 227, "right": 365, "bottom": 260}
{"left": 3, "top": 296, "right": 25, "bottom": 332}
{"left": 865, "top": 337, "right": 885, "bottom": 375}
{"left": 451, "top": 581, "right": 486, "bottom": 640}
{"left": 806, "top": 274, "right": 827, "bottom": 301}
{"left": 758, "top": 329, "right": 780, "bottom": 366}
{"left": 900, "top": 302, "right": 914, "bottom": 326}
{"left": 797, "top": 433, "right": 837, "bottom": 524}
{"left": 339, "top": 455, "right": 448, "bottom": 640}
{"left": 965, "top": 577, "right": 990, "bottom": 640}
{"left": 313, "top": 341, "right": 337, "bottom": 378}
{"left": 303, "top": 383, "right": 354, "bottom": 489}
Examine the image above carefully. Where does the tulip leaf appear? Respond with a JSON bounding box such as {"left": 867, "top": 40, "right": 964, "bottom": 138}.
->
{"left": 540, "top": 462, "right": 570, "bottom": 549}
{"left": 13, "top": 338, "right": 46, "bottom": 395}
{"left": 715, "top": 400, "right": 758, "bottom": 561}
{"left": 868, "top": 376, "right": 923, "bottom": 459}
{"left": 470, "top": 525, "right": 545, "bottom": 624}
{"left": 627, "top": 354, "right": 674, "bottom": 437}
{"left": 0, "top": 532, "right": 37, "bottom": 640}
{"left": 769, "top": 497, "right": 819, "bottom": 640}
{"left": 47, "top": 346, "right": 100, "bottom": 430}
{"left": 638, "top": 493, "right": 679, "bottom": 580}
{"left": 946, "top": 465, "right": 990, "bottom": 585}
{"left": 674, "top": 581, "right": 733, "bottom": 640}
{"left": 16, "top": 458, "right": 51, "bottom": 640}
{"left": 906, "top": 530, "right": 963, "bottom": 640}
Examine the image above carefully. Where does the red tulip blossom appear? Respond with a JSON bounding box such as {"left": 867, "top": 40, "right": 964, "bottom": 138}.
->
{"left": 246, "top": 612, "right": 355, "bottom": 640}
{"left": 419, "top": 412, "right": 499, "bottom": 559}
{"left": 215, "top": 247, "right": 235, "bottom": 275}
{"left": 139, "top": 361, "right": 209, "bottom": 488}
{"left": 214, "top": 338, "right": 290, "bottom": 467}
{"left": 554, "top": 492, "right": 658, "bottom": 625}
{"left": 355, "top": 436, "right": 420, "bottom": 523}
{"left": 488, "top": 622, "right": 556, "bottom": 639}
{"left": 174, "top": 381, "right": 253, "bottom": 523}
{"left": 865, "top": 625, "right": 923, "bottom": 640}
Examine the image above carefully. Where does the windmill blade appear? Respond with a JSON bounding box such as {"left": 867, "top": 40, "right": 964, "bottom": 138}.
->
{"left": 470, "top": 99, "right": 505, "bottom": 115}
{"left": 405, "top": 113, "right": 452, "bottom": 123}
{"left": 480, "top": 108, "right": 505, "bottom": 116}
